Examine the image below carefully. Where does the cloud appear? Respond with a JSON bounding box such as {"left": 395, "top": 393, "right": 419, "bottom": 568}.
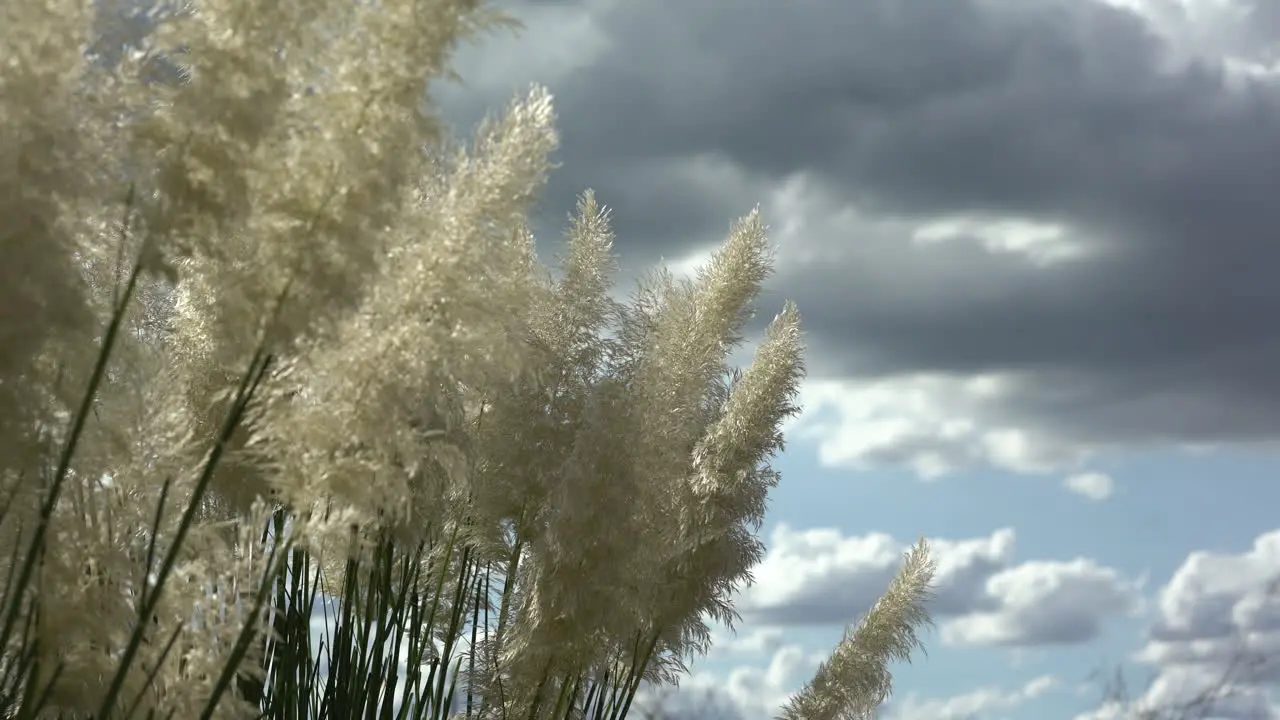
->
{"left": 790, "top": 373, "right": 1091, "bottom": 477}
{"left": 765, "top": 170, "right": 1280, "bottom": 477}
{"left": 1064, "top": 471, "right": 1116, "bottom": 500}
{"left": 941, "top": 558, "right": 1144, "bottom": 647}
{"left": 707, "top": 626, "right": 787, "bottom": 658}
{"left": 1071, "top": 530, "right": 1280, "bottom": 719}
{"left": 635, "top": 644, "right": 824, "bottom": 720}
{"left": 99, "top": 0, "right": 1280, "bottom": 481}
{"left": 1075, "top": 666, "right": 1280, "bottom": 720}
{"left": 429, "top": 0, "right": 1280, "bottom": 476}
{"left": 741, "top": 524, "right": 1015, "bottom": 625}
{"left": 1136, "top": 530, "right": 1280, "bottom": 683}
{"left": 741, "top": 523, "right": 1139, "bottom": 647}
{"left": 653, "top": 647, "right": 1064, "bottom": 720}
{"left": 884, "top": 675, "right": 1061, "bottom": 720}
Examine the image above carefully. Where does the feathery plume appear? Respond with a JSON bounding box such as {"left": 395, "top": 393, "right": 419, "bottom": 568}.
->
{"left": 778, "top": 539, "right": 936, "bottom": 720}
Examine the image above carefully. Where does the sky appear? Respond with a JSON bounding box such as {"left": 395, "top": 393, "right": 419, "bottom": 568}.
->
{"left": 420, "top": 0, "right": 1280, "bottom": 718}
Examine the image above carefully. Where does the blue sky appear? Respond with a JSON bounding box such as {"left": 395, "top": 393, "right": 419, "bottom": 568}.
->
{"left": 420, "top": 0, "right": 1280, "bottom": 717}
{"left": 691, "top": 445, "right": 1280, "bottom": 719}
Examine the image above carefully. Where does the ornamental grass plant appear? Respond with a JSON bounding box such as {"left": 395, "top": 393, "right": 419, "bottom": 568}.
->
{"left": 0, "top": 0, "right": 936, "bottom": 717}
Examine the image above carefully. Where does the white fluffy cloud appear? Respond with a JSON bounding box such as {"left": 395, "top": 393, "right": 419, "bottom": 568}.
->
{"left": 653, "top": 648, "right": 1065, "bottom": 720}
{"left": 741, "top": 524, "right": 1015, "bottom": 625}
{"left": 789, "top": 376, "right": 1091, "bottom": 479}
{"left": 707, "top": 626, "right": 787, "bottom": 658}
{"left": 1136, "top": 530, "right": 1280, "bottom": 696}
{"left": 885, "top": 675, "right": 1061, "bottom": 720}
{"left": 1074, "top": 666, "right": 1280, "bottom": 720}
{"left": 941, "top": 558, "right": 1144, "bottom": 647}
{"left": 741, "top": 524, "right": 1140, "bottom": 648}
{"left": 1148, "top": 531, "right": 1280, "bottom": 645}
{"left": 635, "top": 644, "right": 824, "bottom": 720}
{"left": 1064, "top": 472, "right": 1116, "bottom": 501}
{"left": 1071, "top": 530, "right": 1280, "bottom": 719}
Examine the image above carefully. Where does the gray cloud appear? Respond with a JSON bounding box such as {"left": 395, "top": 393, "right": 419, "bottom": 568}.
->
{"left": 431, "top": 0, "right": 1280, "bottom": 471}
{"left": 96, "top": 0, "right": 1280, "bottom": 470}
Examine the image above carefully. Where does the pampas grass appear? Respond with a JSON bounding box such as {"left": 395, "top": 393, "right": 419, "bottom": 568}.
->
{"left": 0, "top": 1, "right": 935, "bottom": 717}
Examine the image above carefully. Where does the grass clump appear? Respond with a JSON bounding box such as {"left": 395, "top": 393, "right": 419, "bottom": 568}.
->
{"left": 0, "top": 0, "right": 935, "bottom": 717}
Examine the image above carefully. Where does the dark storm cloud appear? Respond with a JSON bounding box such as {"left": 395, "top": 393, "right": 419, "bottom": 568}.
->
{"left": 528, "top": 0, "right": 1280, "bottom": 309}
{"left": 436, "top": 0, "right": 1280, "bottom": 455}
{"left": 521, "top": 0, "right": 1187, "bottom": 250}
{"left": 98, "top": 0, "right": 1280, "bottom": 457}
